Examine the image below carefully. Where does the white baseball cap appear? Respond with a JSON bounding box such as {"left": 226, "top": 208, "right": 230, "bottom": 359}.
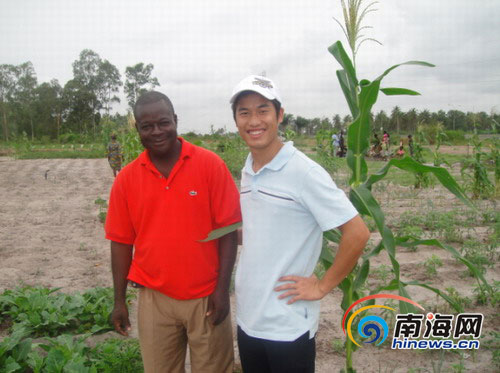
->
{"left": 230, "top": 75, "right": 282, "bottom": 104}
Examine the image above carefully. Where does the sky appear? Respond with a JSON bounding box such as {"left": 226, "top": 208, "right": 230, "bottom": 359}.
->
{"left": 1, "top": 0, "right": 499, "bottom": 134}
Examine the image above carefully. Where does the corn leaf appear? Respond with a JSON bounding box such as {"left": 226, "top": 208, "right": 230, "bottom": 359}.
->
{"left": 363, "top": 156, "right": 474, "bottom": 209}
{"left": 380, "top": 87, "right": 421, "bottom": 96}
{"left": 404, "top": 281, "right": 464, "bottom": 313}
{"left": 396, "top": 237, "right": 491, "bottom": 290}
{"left": 198, "top": 222, "right": 242, "bottom": 242}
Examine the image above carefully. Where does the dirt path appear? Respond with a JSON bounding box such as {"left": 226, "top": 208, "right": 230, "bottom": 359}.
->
{"left": 0, "top": 157, "right": 498, "bottom": 372}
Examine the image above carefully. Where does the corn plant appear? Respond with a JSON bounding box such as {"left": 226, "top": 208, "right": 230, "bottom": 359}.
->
{"left": 461, "top": 135, "right": 494, "bottom": 199}
{"left": 323, "top": 39, "right": 491, "bottom": 373}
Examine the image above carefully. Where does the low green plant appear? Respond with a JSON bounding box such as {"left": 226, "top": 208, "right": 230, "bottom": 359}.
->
{"left": 89, "top": 338, "right": 143, "bottom": 372}
{"left": 371, "top": 264, "right": 391, "bottom": 285}
{"left": 423, "top": 255, "right": 443, "bottom": 277}
{"left": 482, "top": 331, "right": 500, "bottom": 369}
{"left": 461, "top": 239, "right": 495, "bottom": 276}
{"left": 94, "top": 198, "right": 108, "bottom": 224}
{"left": 445, "top": 287, "right": 472, "bottom": 310}
{"left": 330, "top": 338, "right": 345, "bottom": 354}
{"left": 473, "top": 280, "right": 499, "bottom": 307}
{"left": 0, "top": 286, "right": 133, "bottom": 337}
{"left": 0, "top": 328, "right": 34, "bottom": 373}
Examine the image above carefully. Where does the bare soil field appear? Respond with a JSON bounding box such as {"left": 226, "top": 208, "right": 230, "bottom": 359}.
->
{"left": 0, "top": 156, "right": 498, "bottom": 372}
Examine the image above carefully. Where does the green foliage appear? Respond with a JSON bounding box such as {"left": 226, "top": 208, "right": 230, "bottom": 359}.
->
{"left": 0, "top": 328, "right": 34, "bottom": 373}
{"left": 210, "top": 135, "right": 247, "bottom": 179}
{"left": 119, "top": 128, "right": 143, "bottom": 165}
{"left": 89, "top": 338, "right": 143, "bottom": 372}
{"left": 0, "top": 333, "right": 143, "bottom": 373}
{"left": 461, "top": 135, "right": 494, "bottom": 199}
{"left": 473, "top": 280, "right": 499, "bottom": 307}
{"left": 423, "top": 254, "right": 443, "bottom": 277}
{"left": 326, "top": 30, "right": 489, "bottom": 371}
{"left": 0, "top": 287, "right": 133, "bottom": 337}
{"left": 461, "top": 239, "right": 496, "bottom": 276}
{"left": 443, "top": 130, "right": 466, "bottom": 144}
{"left": 444, "top": 287, "right": 472, "bottom": 310}
{"left": 94, "top": 198, "right": 108, "bottom": 224}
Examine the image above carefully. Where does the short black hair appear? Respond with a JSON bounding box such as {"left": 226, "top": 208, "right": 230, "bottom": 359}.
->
{"left": 231, "top": 91, "right": 281, "bottom": 121}
{"left": 133, "top": 91, "right": 175, "bottom": 120}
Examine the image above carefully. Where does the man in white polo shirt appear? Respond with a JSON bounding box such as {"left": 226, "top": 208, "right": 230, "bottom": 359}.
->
{"left": 230, "top": 75, "right": 370, "bottom": 373}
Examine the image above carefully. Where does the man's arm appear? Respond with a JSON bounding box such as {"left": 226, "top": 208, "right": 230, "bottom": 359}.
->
{"left": 110, "top": 241, "right": 133, "bottom": 336}
{"left": 274, "top": 215, "right": 370, "bottom": 303}
{"left": 206, "top": 230, "right": 238, "bottom": 325}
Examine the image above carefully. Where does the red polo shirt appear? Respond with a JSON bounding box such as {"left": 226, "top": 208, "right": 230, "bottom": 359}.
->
{"left": 105, "top": 138, "right": 241, "bottom": 300}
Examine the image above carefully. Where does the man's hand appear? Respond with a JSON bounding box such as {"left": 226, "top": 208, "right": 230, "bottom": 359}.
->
{"left": 274, "top": 274, "right": 327, "bottom": 304}
{"left": 206, "top": 287, "right": 230, "bottom": 326}
{"left": 111, "top": 302, "right": 131, "bottom": 336}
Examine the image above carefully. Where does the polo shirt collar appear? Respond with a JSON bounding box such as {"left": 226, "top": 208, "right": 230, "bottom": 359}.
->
{"left": 139, "top": 137, "right": 193, "bottom": 171}
{"left": 243, "top": 141, "right": 296, "bottom": 175}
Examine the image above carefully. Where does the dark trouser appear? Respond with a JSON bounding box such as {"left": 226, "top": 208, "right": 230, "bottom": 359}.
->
{"left": 237, "top": 326, "right": 315, "bottom": 373}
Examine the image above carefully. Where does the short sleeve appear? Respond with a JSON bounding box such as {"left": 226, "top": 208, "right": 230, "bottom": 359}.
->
{"left": 208, "top": 160, "right": 242, "bottom": 230}
{"left": 104, "top": 175, "right": 136, "bottom": 244}
{"left": 299, "top": 166, "right": 358, "bottom": 231}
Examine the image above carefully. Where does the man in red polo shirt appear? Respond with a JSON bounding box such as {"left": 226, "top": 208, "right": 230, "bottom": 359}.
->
{"left": 105, "top": 91, "right": 241, "bottom": 373}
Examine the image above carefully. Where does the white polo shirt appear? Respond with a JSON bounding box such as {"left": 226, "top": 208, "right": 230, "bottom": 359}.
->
{"left": 235, "top": 141, "right": 358, "bottom": 341}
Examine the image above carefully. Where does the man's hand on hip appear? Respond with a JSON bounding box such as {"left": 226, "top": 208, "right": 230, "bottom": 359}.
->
{"left": 274, "top": 274, "right": 327, "bottom": 304}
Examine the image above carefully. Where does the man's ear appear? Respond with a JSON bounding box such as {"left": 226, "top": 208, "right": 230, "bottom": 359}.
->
{"left": 277, "top": 107, "right": 285, "bottom": 124}
{"left": 174, "top": 114, "right": 178, "bottom": 126}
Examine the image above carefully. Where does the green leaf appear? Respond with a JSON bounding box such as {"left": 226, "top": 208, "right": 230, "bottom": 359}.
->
{"left": 328, "top": 41, "right": 358, "bottom": 89}
{"left": 324, "top": 229, "right": 341, "bottom": 243}
{"left": 198, "top": 222, "right": 242, "bottom": 242}
{"left": 4, "top": 357, "right": 21, "bottom": 373}
{"left": 353, "top": 260, "right": 370, "bottom": 290}
{"left": 346, "top": 78, "right": 380, "bottom": 185}
{"left": 320, "top": 244, "right": 334, "bottom": 268}
{"left": 398, "top": 283, "right": 420, "bottom": 314}
{"left": 380, "top": 87, "right": 421, "bottom": 96}
{"left": 336, "top": 70, "right": 359, "bottom": 118}
{"left": 396, "top": 237, "right": 490, "bottom": 290}
{"left": 404, "top": 281, "right": 464, "bottom": 313}
{"left": 376, "top": 61, "right": 435, "bottom": 82}
{"left": 349, "top": 185, "right": 399, "bottom": 280}
{"left": 363, "top": 156, "right": 474, "bottom": 209}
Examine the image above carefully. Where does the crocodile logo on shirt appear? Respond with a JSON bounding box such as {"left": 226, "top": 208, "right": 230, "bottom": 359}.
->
{"left": 189, "top": 190, "right": 198, "bottom": 196}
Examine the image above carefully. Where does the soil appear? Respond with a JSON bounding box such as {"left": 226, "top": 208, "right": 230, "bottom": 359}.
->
{"left": 0, "top": 155, "right": 498, "bottom": 372}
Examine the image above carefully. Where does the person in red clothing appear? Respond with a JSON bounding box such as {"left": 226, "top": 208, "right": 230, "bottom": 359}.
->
{"left": 105, "top": 91, "right": 241, "bottom": 373}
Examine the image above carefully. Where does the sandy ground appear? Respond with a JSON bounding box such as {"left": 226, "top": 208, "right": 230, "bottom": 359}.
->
{"left": 0, "top": 156, "right": 498, "bottom": 372}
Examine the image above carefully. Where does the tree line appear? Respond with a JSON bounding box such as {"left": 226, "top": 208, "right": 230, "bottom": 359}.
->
{"left": 1, "top": 50, "right": 498, "bottom": 142}
{"left": 0, "top": 49, "right": 159, "bottom": 142}
{"left": 281, "top": 107, "right": 499, "bottom": 136}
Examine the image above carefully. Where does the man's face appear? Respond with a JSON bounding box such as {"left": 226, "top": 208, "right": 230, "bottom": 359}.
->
{"left": 234, "top": 92, "right": 283, "bottom": 151}
{"left": 135, "top": 100, "right": 178, "bottom": 157}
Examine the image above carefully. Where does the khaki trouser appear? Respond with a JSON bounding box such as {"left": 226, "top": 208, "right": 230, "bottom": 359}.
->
{"left": 137, "top": 287, "right": 234, "bottom": 373}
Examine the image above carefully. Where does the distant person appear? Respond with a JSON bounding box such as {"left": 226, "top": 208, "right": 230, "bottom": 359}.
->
{"left": 106, "top": 134, "right": 123, "bottom": 177}
{"left": 408, "top": 134, "right": 414, "bottom": 156}
{"left": 230, "top": 75, "right": 370, "bottom": 373}
{"left": 383, "top": 130, "right": 390, "bottom": 152}
{"left": 371, "top": 133, "right": 382, "bottom": 156}
{"left": 331, "top": 132, "right": 339, "bottom": 156}
{"left": 105, "top": 91, "right": 241, "bottom": 372}
{"left": 337, "top": 129, "right": 347, "bottom": 157}
{"left": 397, "top": 144, "right": 405, "bottom": 157}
